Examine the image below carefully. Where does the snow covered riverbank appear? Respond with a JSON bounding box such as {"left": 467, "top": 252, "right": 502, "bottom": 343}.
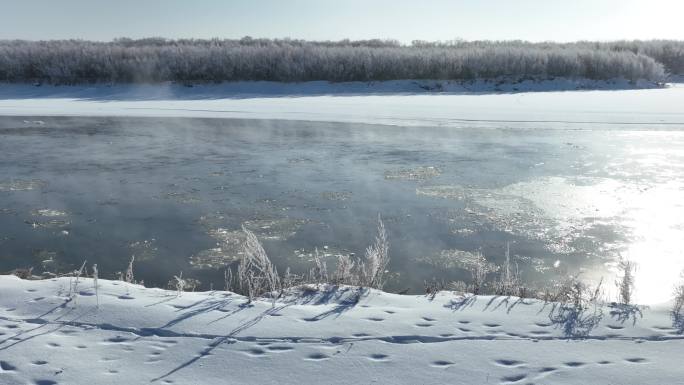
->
{"left": 1, "top": 80, "right": 683, "bottom": 129}
{"left": 0, "top": 275, "right": 681, "bottom": 384}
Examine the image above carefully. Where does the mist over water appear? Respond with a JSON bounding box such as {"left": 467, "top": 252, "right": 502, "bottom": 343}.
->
{"left": 1, "top": 116, "right": 682, "bottom": 303}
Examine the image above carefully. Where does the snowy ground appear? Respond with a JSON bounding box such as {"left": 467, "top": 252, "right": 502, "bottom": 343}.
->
{"left": 0, "top": 275, "right": 681, "bottom": 385}
{"left": 0, "top": 80, "right": 683, "bottom": 129}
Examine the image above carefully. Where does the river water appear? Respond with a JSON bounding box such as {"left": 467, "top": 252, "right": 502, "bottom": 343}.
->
{"left": 1, "top": 116, "right": 682, "bottom": 303}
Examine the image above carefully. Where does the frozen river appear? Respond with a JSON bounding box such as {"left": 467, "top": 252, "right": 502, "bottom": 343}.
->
{"left": 1, "top": 110, "right": 683, "bottom": 303}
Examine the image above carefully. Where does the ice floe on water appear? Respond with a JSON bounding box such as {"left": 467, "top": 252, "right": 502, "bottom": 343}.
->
{"left": 24, "top": 219, "right": 70, "bottom": 229}
{"left": 190, "top": 228, "right": 247, "bottom": 269}
{"left": 418, "top": 178, "right": 631, "bottom": 257}
{"left": 293, "top": 245, "right": 354, "bottom": 261}
{"left": 33, "top": 249, "right": 59, "bottom": 270}
{"left": 190, "top": 247, "right": 242, "bottom": 269}
{"left": 24, "top": 208, "right": 70, "bottom": 229}
{"left": 242, "top": 217, "right": 308, "bottom": 240}
{"left": 30, "top": 208, "right": 68, "bottom": 217}
{"left": 0, "top": 179, "right": 47, "bottom": 192}
{"left": 190, "top": 214, "right": 309, "bottom": 268}
{"left": 195, "top": 211, "right": 231, "bottom": 229}
{"left": 384, "top": 166, "right": 441, "bottom": 181}
{"left": 287, "top": 157, "right": 315, "bottom": 164}
{"left": 417, "top": 185, "right": 468, "bottom": 200}
{"left": 128, "top": 239, "right": 158, "bottom": 262}
{"left": 320, "top": 191, "right": 352, "bottom": 201}
{"left": 414, "top": 249, "right": 496, "bottom": 271}
{"left": 161, "top": 191, "right": 201, "bottom": 204}
{"left": 499, "top": 177, "right": 628, "bottom": 220}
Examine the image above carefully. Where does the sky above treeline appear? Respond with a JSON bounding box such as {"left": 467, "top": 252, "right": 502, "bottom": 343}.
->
{"left": 1, "top": 0, "right": 682, "bottom": 42}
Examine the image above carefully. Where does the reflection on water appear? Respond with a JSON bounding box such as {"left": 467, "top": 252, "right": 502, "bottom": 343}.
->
{"left": 0, "top": 116, "right": 683, "bottom": 304}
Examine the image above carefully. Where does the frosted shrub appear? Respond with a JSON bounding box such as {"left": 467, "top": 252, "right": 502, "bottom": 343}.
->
{"left": 282, "top": 267, "right": 305, "bottom": 291}
{"left": 548, "top": 276, "right": 605, "bottom": 337}
{"left": 672, "top": 273, "right": 684, "bottom": 333}
{"left": 333, "top": 254, "right": 356, "bottom": 285}
{"left": 675, "top": 283, "right": 684, "bottom": 315}
{"left": 615, "top": 258, "right": 636, "bottom": 305}
{"left": 69, "top": 260, "right": 87, "bottom": 298}
{"left": 309, "top": 248, "right": 328, "bottom": 284}
{"left": 237, "top": 227, "right": 280, "bottom": 305}
{"left": 92, "top": 263, "right": 99, "bottom": 308}
{"left": 124, "top": 255, "right": 135, "bottom": 284}
{"left": 224, "top": 268, "right": 233, "bottom": 291}
{"left": 495, "top": 243, "right": 521, "bottom": 296}
{"left": 424, "top": 278, "right": 446, "bottom": 300}
{"left": 173, "top": 272, "right": 185, "bottom": 297}
{"left": 360, "top": 215, "right": 390, "bottom": 289}
{"left": 465, "top": 251, "right": 492, "bottom": 295}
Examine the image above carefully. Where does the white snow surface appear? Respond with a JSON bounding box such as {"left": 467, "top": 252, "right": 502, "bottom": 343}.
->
{"left": 0, "top": 275, "right": 681, "bottom": 385}
{"left": 0, "top": 80, "right": 683, "bottom": 129}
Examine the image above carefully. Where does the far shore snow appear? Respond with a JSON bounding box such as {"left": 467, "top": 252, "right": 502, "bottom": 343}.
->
{"left": 1, "top": 79, "right": 683, "bottom": 129}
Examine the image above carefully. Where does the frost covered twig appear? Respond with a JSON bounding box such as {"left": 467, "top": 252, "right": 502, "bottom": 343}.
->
{"left": 615, "top": 258, "right": 636, "bottom": 305}
{"left": 360, "top": 215, "right": 390, "bottom": 289}
{"left": 92, "top": 263, "right": 99, "bottom": 308}
{"left": 237, "top": 227, "right": 280, "bottom": 305}
{"left": 173, "top": 272, "right": 185, "bottom": 297}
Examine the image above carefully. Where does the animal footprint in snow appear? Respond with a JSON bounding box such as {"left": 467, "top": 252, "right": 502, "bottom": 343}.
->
{"left": 414, "top": 322, "right": 433, "bottom": 327}
{"left": 430, "top": 360, "right": 454, "bottom": 368}
{"left": 483, "top": 323, "right": 501, "bottom": 328}
{"left": 625, "top": 358, "right": 647, "bottom": 363}
{"left": 500, "top": 373, "right": 527, "bottom": 383}
{"left": 106, "top": 336, "right": 130, "bottom": 343}
{"left": 0, "top": 361, "right": 17, "bottom": 371}
{"left": 305, "top": 353, "right": 330, "bottom": 361}
{"left": 563, "top": 361, "right": 586, "bottom": 367}
{"left": 266, "top": 345, "right": 294, "bottom": 352}
{"left": 494, "top": 359, "right": 524, "bottom": 367}
{"left": 538, "top": 367, "right": 558, "bottom": 373}
{"left": 529, "top": 330, "right": 550, "bottom": 335}
{"left": 367, "top": 354, "right": 390, "bottom": 362}
{"left": 606, "top": 325, "right": 624, "bottom": 330}
{"left": 365, "top": 317, "right": 384, "bottom": 322}
{"left": 244, "top": 348, "right": 266, "bottom": 356}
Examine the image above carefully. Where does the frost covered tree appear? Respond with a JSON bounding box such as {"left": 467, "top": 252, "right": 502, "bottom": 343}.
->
{"left": 0, "top": 38, "right": 677, "bottom": 84}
